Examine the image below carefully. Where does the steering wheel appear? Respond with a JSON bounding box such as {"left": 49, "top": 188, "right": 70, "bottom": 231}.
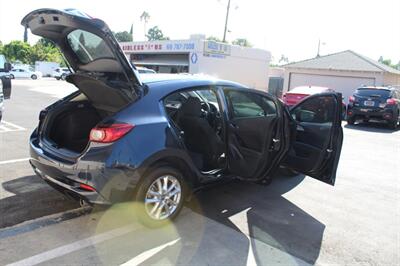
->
{"left": 200, "top": 102, "right": 210, "bottom": 118}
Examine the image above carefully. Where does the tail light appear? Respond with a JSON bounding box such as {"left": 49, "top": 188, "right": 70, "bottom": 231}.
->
{"left": 349, "top": 96, "right": 355, "bottom": 103}
{"left": 89, "top": 123, "right": 134, "bottom": 143}
{"left": 386, "top": 98, "right": 396, "bottom": 106}
{"left": 79, "top": 183, "right": 96, "bottom": 192}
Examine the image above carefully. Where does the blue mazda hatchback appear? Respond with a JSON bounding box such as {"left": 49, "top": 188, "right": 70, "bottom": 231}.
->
{"left": 24, "top": 9, "right": 343, "bottom": 226}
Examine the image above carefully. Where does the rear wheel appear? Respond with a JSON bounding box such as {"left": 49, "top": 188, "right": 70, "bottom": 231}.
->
{"left": 55, "top": 77, "right": 61, "bottom": 80}
{"left": 134, "top": 167, "right": 186, "bottom": 227}
{"left": 31, "top": 74, "right": 37, "bottom": 80}
{"left": 389, "top": 119, "right": 398, "bottom": 130}
{"left": 347, "top": 117, "right": 355, "bottom": 125}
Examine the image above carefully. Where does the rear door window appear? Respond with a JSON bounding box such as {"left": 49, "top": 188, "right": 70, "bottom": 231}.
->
{"left": 67, "top": 30, "right": 114, "bottom": 64}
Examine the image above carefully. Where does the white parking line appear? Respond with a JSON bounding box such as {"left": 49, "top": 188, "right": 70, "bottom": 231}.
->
{"left": 0, "top": 121, "right": 26, "bottom": 133}
{"left": 7, "top": 225, "right": 135, "bottom": 266}
{"left": 120, "top": 238, "right": 180, "bottom": 266}
{"left": 0, "top": 158, "right": 30, "bottom": 165}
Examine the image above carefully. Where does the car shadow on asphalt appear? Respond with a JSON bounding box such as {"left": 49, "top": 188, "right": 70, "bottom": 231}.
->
{"left": 0, "top": 175, "right": 79, "bottom": 228}
{"left": 183, "top": 173, "right": 324, "bottom": 265}
{"left": 1, "top": 173, "right": 323, "bottom": 265}
{"left": 344, "top": 122, "right": 400, "bottom": 133}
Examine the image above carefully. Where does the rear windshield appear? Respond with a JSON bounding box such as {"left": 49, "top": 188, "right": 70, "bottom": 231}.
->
{"left": 67, "top": 29, "right": 114, "bottom": 64}
{"left": 356, "top": 89, "right": 390, "bottom": 97}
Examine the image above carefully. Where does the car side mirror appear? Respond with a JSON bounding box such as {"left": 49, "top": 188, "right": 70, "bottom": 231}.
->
{"left": 4, "top": 62, "right": 12, "bottom": 72}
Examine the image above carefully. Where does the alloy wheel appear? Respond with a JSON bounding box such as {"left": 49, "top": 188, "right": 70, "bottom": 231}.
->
{"left": 144, "top": 175, "right": 182, "bottom": 220}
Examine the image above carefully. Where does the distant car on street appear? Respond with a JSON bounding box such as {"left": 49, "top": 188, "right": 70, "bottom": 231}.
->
{"left": 0, "top": 79, "right": 4, "bottom": 121}
{"left": 283, "top": 86, "right": 335, "bottom": 107}
{"left": 0, "top": 54, "right": 12, "bottom": 100}
{"left": 136, "top": 66, "right": 157, "bottom": 74}
{"left": 53, "top": 67, "right": 71, "bottom": 80}
{"left": 9, "top": 67, "right": 42, "bottom": 80}
{"left": 283, "top": 86, "right": 346, "bottom": 118}
{"left": 347, "top": 86, "right": 400, "bottom": 129}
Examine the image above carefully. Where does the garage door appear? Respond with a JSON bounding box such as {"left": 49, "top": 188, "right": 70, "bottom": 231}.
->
{"left": 289, "top": 73, "right": 375, "bottom": 102}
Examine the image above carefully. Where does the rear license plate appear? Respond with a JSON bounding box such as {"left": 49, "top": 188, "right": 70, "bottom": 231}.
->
{"left": 364, "top": 100, "right": 375, "bottom": 106}
{"left": 360, "top": 108, "right": 369, "bottom": 112}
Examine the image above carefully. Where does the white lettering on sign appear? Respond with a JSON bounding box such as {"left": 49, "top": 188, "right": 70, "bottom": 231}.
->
{"left": 122, "top": 42, "right": 195, "bottom": 52}
{"left": 204, "top": 41, "right": 231, "bottom": 56}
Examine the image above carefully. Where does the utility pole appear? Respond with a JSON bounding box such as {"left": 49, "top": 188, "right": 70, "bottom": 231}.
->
{"left": 222, "top": 0, "right": 231, "bottom": 43}
{"left": 317, "top": 39, "right": 325, "bottom": 57}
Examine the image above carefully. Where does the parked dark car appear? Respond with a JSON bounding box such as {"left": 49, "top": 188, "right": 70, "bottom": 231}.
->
{"left": 347, "top": 86, "right": 400, "bottom": 129}
{"left": 23, "top": 9, "right": 344, "bottom": 226}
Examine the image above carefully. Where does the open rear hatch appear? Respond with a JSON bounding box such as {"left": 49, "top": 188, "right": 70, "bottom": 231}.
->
{"left": 21, "top": 8, "right": 143, "bottom": 111}
{"left": 22, "top": 9, "right": 144, "bottom": 157}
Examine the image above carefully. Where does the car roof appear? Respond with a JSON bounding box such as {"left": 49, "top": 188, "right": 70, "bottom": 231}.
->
{"left": 288, "top": 86, "right": 331, "bottom": 94}
{"left": 141, "top": 74, "right": 248, "bottom": 98}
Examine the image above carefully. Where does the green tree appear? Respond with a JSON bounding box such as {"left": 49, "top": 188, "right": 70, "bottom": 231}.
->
{"left": 2, "top": 40, "right": 32, "bottom": 64}
{"left": 207, "top": 36, "right": 222, "bottom": 42}
{"left": 37, "top": 38, "right": 56, "bottom": 48}
{"left": 232, "top": 38, "right": 252, "bottom": 47}
{"left": 140, "top": 11, "right": 150, "bottom": 39}
{"left": 146, "top": 26, "right": 169, "bottom": 41}
{"left": 114, "top": 31, "right": 133, "bottom": 42}
{"left": 278, "top": 54, "right": 289, "bottom": 65}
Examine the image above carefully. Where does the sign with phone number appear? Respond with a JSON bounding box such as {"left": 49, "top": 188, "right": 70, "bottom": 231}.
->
{"left": 165, "top": 43, "right": 195, "bottom": 51}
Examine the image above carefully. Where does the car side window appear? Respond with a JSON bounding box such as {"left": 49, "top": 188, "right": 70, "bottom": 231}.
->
{"left": 225, "top": 90, "right": 277, "bottom": 119}
{"left": 291, "top": 96, "right": 336, "bottom": 124}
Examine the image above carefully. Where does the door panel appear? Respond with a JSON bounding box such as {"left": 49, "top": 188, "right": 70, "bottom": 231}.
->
{"left": 284, "top": 93, "right": 343, "bottom": 185}
{"left": 224, "top": 89, "right": 281, "bottom": 179}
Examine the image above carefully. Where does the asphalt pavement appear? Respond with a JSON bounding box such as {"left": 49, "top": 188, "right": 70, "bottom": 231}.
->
{"left": 0, "top": 79, "right": 399, "bottom": 265}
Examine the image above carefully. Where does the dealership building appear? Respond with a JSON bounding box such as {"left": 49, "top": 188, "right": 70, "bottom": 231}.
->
{"left": 120, "top": 35, "right": 271, "bottom": 90}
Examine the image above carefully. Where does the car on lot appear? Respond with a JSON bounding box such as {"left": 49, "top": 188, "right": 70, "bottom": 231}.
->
{"left": 53, "top": 67, "right": 71, "bottom": 80}
{"left": 283, "top": 86, "right": 346, "bottom": 119}
{"left": 137, "top": 67, "right": 157, "bottom": 74}
{"left": 347, "top": 86, "right": 400, "bottom": 129}
{"left": 0, "top": 54, "right": 12, "bottom": 100}
{"left": 24, "top": 8, "right": 344, "bottom": 227}
{"left": 9, "top": 67, "right": 42, "bottom": 80}
{"left": 0, "top": 79, "right": 3, "bottom": 121}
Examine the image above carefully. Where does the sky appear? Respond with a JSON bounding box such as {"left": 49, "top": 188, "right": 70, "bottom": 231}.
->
{"left": 0, "top": 0, "right": 399, "bottom": 64}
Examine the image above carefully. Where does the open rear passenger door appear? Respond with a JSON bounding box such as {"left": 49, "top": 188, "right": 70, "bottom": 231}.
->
{"left": 283, "top": 93, "right": 343, "bottom": 185}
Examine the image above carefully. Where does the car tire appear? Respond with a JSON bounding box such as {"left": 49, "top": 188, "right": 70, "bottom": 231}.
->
{"left": 389, "top": 119, "right": 398, "bottom": 130}
{"left": 55, "top": 77, "right": 60, "bottom": 80}
{"left": 61, "top": 74, "right": 67, "bottom": 80}
{"left": 31, "top": 74, "right": 37, "bottom": 80}
{"left": 9, "top": 74, "right": 14, "bottom": 79}
{"left": 134, "top": 166, "right": 186, "bottom": 227}
{"left": 347, "top": 117, "right": 355, "bottom": 125}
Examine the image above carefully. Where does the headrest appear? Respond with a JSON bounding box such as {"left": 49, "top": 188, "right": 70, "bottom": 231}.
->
{"left": 180, "top": 97, "right": 202, "bottom": 117}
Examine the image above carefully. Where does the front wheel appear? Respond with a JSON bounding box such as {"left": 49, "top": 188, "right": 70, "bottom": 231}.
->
{"left": 134, "top": 167, "right": 186, "bottom": 227}
{"left": 31, "top": 74, "right": 37, "bottom": 80}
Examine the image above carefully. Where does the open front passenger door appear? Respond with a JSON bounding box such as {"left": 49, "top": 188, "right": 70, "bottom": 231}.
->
{"left": 283, "top": 93, "right": 343, "bottom": 185}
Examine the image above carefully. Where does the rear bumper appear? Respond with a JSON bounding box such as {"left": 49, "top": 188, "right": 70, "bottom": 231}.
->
{"left": 347, "top": 107, "right": 396, "bottom": 121}
{"left": 29, "top": 131, "right": 140, "bottom": 205}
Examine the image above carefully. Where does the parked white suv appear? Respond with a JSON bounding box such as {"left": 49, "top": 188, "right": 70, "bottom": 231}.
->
{"left": 53, "top": 67, "right": 71, "bottom": 80}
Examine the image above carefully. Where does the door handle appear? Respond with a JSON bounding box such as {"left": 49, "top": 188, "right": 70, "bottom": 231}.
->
{"left": 296, "top": 125, "right": 305, "bottom": 131}
{"left": 230, "top": 123, "right": 239, "bottom": 129}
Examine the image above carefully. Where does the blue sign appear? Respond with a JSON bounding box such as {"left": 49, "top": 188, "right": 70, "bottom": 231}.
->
{"left": 191, "top": 53, "right": 198, "bottom": 64}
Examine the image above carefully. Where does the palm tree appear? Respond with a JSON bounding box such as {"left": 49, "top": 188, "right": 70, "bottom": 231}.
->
{"left": 140, "top": 11, "right": 150, "bottom": 40}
